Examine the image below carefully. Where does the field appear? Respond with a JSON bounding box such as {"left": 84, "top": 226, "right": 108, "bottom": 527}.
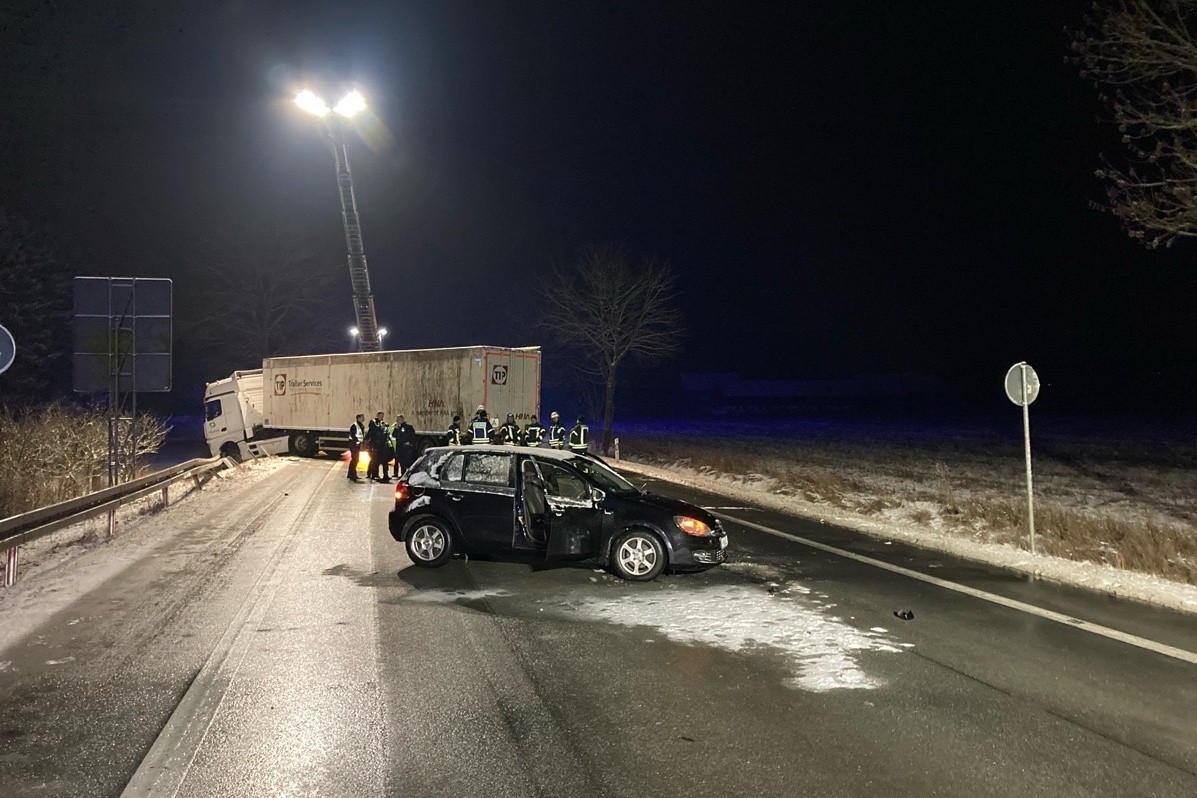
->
{"left": 613, "top": 417, "right": 1197, "bottom": 587}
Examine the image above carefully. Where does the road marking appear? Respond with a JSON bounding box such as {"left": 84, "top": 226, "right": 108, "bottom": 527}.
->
{"left": 120, "top": 462, "right": 338, "bottom": 798}
{"left": 718, "top": 513, "right": 1197, "bottom": 668}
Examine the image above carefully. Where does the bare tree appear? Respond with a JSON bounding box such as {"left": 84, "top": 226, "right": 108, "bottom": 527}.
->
{"left": 1072, "top": 0, "right": 1197, "bottom": 248}
{"left": 540, "top": 245, "right": 684, "bottom": 454}
{"left": 180, "top": 220, "right": 343, "bottom": 374}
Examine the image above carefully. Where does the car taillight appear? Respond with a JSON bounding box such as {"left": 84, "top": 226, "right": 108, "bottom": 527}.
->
{"left": 395, "top": 482, "right": 409, "bottom": 501}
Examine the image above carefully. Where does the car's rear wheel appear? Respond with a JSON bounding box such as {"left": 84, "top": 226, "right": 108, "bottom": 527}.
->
{"left": 610, "top": 529, "right": 665, "bottom": 581}
{"left": 406, "top": 518, "right": 454, "bottom": 568}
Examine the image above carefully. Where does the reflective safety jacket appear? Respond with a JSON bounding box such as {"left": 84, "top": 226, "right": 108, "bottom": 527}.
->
{"left": 500, "top": 422, "right": 521, "bottom": 445}
{"left": 568, "top": 423, "right": 589, "bottom": 453}
{"left": 548, "top": 422, "right": 567, "bottom": 448}
{"left": 524, "top": 423, "right": 544, "bottom": 447}
{"left": 471, "top": 416, "right": 492, "bottom": 444}
{"left": 446, "top": 424, "right": 462, "bottom": 446}
{"left": 349, "top": 422, "right": 365, "bottom": 446}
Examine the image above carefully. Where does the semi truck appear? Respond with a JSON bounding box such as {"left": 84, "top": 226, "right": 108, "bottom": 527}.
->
{"left": 204, "top": 345, "right": 541, "bottom": 460}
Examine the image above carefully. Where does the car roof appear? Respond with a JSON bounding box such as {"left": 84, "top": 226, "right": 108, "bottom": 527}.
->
{"left": 424, "top": 444, "right": 581, "bottom": 461}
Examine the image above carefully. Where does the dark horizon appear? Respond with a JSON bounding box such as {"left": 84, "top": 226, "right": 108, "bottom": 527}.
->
{"left": 2, "top": 1, "right": 1195, "bottom": 419}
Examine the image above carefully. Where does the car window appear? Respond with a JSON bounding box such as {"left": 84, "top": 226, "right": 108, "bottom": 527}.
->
{"left": 205, "top": 399, "right": 223, "bottom": 421}
{"left": 439, "top": 453, "right": 464, "bottom": 482}
{"left": 567, "top": 456, "right": 638, "bottom": 494}
{"left": 463, "top": 453, "right": 513, "bottom": 488}
{"left": 536, "top": 460, "right": 591, "bottom": 501}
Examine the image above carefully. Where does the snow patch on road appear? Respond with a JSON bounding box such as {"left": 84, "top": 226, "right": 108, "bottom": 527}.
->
{"left": 562, "top": 584, "right": 901, "bottom": 692}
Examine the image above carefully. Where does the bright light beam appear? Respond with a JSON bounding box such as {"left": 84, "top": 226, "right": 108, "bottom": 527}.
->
{"left": 295, "top": 89, "right": 330, "bottom": 118}
{"left": 334, "top": 90, "right": 367, "bottom": 119}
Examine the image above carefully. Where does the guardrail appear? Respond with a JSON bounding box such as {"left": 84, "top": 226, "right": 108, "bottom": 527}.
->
{"left": 0, "top": 455, "right": 235, "bottom": 587}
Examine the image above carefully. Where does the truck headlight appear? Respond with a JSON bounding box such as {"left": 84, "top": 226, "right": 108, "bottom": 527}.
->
{"left": 675, "top": 516, "right": 712, "bottom": 536}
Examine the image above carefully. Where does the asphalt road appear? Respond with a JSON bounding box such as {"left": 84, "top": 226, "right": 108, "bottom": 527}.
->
{"left": 1, "top": 457, "right": 1196, "bottom": 797}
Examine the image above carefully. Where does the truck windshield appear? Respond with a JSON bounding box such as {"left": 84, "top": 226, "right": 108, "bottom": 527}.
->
{"left": 566, "top": 457, "right": 638, "bottom": 494}
{"left": 205, "top": 399, "right": 223, "bottom": 421}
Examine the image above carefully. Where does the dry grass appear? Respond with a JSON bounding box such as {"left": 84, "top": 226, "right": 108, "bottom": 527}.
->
{"left": 618, "top": 426, "right": 1197, "bottom": 585}
{"left": 0, "top": 404, "right": 170, "bottom": 519}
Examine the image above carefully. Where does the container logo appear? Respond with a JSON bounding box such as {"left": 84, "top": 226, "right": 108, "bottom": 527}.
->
{"left": 491, "top": 365, "right": 508, "bottom": 385}
{"left": 274, "top": 374, "right": 287, "bottom": 396}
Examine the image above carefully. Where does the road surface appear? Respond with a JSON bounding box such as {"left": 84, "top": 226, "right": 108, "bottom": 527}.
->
{"left": 1, "top": 457, "right": 1196, "bottom": 797}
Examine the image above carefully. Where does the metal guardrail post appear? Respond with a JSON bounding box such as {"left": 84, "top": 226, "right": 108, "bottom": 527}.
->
{"left": 3, "top": 546, "right": 15, "bottom": 587}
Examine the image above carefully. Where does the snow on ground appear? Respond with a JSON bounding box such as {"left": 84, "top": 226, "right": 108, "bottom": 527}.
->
{"left": 612, "top": 457, "right": 1197, "bottom": 615}
{"left": 560, "top": 583, "right": 900, "bottom": 691}
{"left": 0, "top": 456, "right": 290, "bottom": 655}
{"left": 413, "top": 582, "right": 902, "bottom": 692}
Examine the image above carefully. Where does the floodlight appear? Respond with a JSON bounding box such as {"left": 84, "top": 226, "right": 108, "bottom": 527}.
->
{"left": 334, "top": 90, "right": 367, "bottom": 119}
{"left": 295, "top": 89, "right": 330, "bottom": 118}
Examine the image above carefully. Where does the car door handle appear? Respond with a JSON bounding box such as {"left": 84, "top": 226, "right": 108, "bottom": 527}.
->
{"left": 446, "top": 491, "right": 463, "bottom": 502}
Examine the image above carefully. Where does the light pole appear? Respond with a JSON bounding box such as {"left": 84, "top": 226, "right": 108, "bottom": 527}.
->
{"left": 296, "top": 88, "right": 383, "bottom": 352}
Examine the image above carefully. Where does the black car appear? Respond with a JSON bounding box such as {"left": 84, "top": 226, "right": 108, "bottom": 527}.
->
{"left": 388, "top": 445, "right": 728, "bottom": 581}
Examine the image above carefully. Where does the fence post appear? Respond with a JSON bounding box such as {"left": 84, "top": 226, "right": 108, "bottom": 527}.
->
{"left": 4, "top": 546, "right": 17, "bottom": 587}
{"left": 161, "top": 484, "right": 169, "bottom": 507}
{"left": 107, "top": 505, "right": 116, "bottom": 537}
{"left": 614, "top": 437, "right": 621, "bottom": 461}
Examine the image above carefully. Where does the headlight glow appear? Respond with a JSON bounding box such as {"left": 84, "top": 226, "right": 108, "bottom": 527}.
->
{"left": 674, "top": 516, "right": 712, "bottom": 536}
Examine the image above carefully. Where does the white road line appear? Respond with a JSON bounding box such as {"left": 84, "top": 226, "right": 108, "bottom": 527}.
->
{"left": 718, "top": 512, "right": 1197, "bottom": 668}
{"left": 120, "top": 462, "right": 338, "bottom": 798}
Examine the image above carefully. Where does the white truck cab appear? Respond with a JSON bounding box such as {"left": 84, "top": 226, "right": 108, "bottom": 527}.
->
{"left": 203, "top": 371, "right": 288, "bottom": 460}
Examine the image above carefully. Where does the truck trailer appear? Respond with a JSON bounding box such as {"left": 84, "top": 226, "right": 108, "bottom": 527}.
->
{"left": 204, "top": 345, "right": 541, "bottom": 460}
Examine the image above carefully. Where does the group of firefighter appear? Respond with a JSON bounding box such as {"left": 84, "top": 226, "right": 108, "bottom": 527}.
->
{"left": 346, "top": 406, "right": 590, "bottom": 483}
{"left": 447, "top": 406, "right": 589, "bottom": 453}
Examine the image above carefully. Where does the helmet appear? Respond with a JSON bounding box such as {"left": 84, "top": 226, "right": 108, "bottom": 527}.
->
{"left": 476, "top": 404, "right": 485, "bottom": 412}
{"left": 550, "top": 411, "right": 559, "bottom": 419}
{"left": 452, "top": 414, "right": 461, "bottom": 422}
{"left": 576, "top": 417, "right": 584, "bottom": 424}
{"left": 506, "top": 413, "right": 515, "bottom": 421}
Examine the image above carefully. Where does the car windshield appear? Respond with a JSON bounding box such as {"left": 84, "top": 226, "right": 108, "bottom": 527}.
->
{"left": 566, "top": 456, "right": 639, "bottom": 494}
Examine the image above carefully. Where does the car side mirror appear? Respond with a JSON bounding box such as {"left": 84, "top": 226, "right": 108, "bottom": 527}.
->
{"left": 591, "top": 487, "right": 606, "bottom": 506}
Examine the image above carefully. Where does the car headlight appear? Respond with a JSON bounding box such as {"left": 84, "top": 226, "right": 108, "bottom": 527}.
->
{"left": 675, "top": 516, "right": 712, "bottom": 536}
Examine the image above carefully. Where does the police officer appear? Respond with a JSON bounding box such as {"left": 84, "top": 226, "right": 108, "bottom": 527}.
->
{"left": 446, "top": 414, "right": 464, "bottom": 446}
{"left": 524, "top": 415, "right": 544, "bottom": 447}
{"left": 548, "top": 411, "right": 567, "bottom": 450}
{"left": 569, "top": 416, "right": 590, "bottom": 455}
{"left": 470, "top": 405, "right": 493, "bottom": 444}
{"left": 499, "top": 413, "right": 522, "bottom": 445}
{"left": 366, "top": 411, "right": 389, "bottom": 482}
{"left": 392, "top": 413, "right": 417, "bottom": 475}
{"left": 347, "top": 413, "right": 366, "bottom": 481}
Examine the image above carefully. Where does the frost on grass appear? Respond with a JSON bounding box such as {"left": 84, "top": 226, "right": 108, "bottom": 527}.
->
{"left": 564, "top": 584, "right": 900, "bottom": 692}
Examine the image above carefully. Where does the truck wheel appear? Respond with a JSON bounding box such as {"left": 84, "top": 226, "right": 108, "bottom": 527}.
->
{"left": 220, "top": 442, "right": 244, "bottom": 463}
{"left": 289, "top": 432, "right": 317, "bottom": 457}
{"left": 405, "top": 518, "right": 454, "bottom": 567}
{"left": 416, "top": 436, "right": 436, "bottom": 455}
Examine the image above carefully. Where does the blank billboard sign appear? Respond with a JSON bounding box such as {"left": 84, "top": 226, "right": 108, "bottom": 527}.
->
{"left": 73, "top": 277, "right": 172, "bottom": 393}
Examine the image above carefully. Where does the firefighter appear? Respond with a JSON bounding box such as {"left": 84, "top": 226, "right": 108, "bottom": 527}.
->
{"left": 446, "top": 414, "right": 464, "bottom": 446}
{"left": 548, "top": 411, "right": 567, "bottom": 449}
{"left": 470, "top": 406, "right": 492, "bottom": 444}
{"left": 524, "top": 415, "right": 544, "bottom": 447}
{"left": 347, "top": 413, "right": 366, "bottom": 482}
{"left": 366, "top": 411, "right": 389, "bottom": 481}
{"left": 569, "top": 416, "right": 590, "bottom": 455}
{"left": 392, "top": 413, "right": 417, "bottom": 475}
{"left": 499, "top": 413, "right": 522, "bottom": 445}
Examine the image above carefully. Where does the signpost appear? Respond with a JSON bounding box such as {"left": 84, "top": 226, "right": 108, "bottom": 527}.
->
{"left": 1004, "top": 362, "right": 1041, "bottom": 555}
{"left": 0, "top": 324, "right": 15, "bottom": 376}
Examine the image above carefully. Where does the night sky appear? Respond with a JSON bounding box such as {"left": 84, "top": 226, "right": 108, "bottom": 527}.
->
{"left": 2, "top": 1, "right": 1195, "bottom": 417}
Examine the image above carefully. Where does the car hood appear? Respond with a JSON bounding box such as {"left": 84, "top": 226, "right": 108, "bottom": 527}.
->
{"left": 634, "top": 492, "right": 718, "bottom": 526}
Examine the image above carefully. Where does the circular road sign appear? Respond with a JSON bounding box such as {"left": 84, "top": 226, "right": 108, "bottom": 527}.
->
{"left": 0, "top": 324, "right": 14, "bottom": 376}
{"left": 1004, "top": 362, "right": 1040, "bottom": 407}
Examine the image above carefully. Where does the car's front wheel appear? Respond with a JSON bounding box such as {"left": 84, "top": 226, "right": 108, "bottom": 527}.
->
{"left": 610, "top": 529, "right": 665, "bottom": 581}
{"left": 405, "top": 518, "right": 454, "bottom": 568}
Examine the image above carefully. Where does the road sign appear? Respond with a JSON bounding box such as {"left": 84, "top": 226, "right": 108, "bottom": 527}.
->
{"left": 73, "top": 277, "right": 172, "bottom": 393}
{"left": 0, "top": 324, "right": 14, "bottom": 375}
{"left": 1004, "top": 362, "right": 1040, "bottom": 555}
{"left": 1004, "top": 362, "right": 1040, "bottom": 407}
